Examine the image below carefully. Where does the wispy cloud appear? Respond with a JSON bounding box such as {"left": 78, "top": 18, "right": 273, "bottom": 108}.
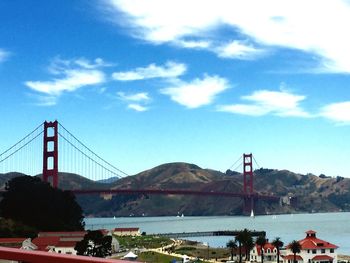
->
{"left": 25, "top": 57, "right": 106, "bottom": 96}
{"left": 215, "top": 41, "right": 266, "bottom": 60}
{"left": 112, "top": 61, "right": 186, "bottom": 81}
{"left": 175, "top": 40, "right": 211, "bottom": 49}
{"left": 161, "top": 75, "right": 229, "bottom": 108}
{"left": 218, "top": 89, "right": 310, "bottom": 117}
{"left": 127, "top": 103, "right": 148, "bottom": 112}
{"left": 102, "top": 0, "right": 350, "bottom": 73}
{"left": 0, "top": 49, "right": 10, "bottom": 63}
{"left": 117, "top": 91, "right": 150, "bottom": 111}
{"left": 117, "top": 91, "right": 150, "bottom": 102}
{"left": 320, "top": 101, "right": 350, "bottom": 125}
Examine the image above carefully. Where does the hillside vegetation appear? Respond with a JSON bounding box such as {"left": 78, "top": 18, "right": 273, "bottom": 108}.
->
{"left": 1, "top": 163, "right": 349, "bottom": 216}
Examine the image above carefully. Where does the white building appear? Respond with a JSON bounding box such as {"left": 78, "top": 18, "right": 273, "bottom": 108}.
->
{"left": 250, "top": 242, "right": 278, "bottom": 263}
{"left": 113, "top": 227, "right": 140, "bottom": 236}
{"left": 283, "top": 230, "right": 338, "bottom": 263}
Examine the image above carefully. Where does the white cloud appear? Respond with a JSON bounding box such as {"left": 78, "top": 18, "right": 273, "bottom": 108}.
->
{"left": 175, "top": 40, "right": 211, "bottom": 49}
{"left": 127, "top": 103, "right": 148, "bottom": 112}
{"left": 0, "top": 49, "right": 10, "bottom": 63}
{"left": 25, "top": 57, "right": 106, "bottom": 96}
{"left": 112, "top": 61, "right": 186, "bottom": 81}
{"left": 103, "top": 0, "right": 350, "bottom": 73}
{"left": 161, "top": 75, "right": 229, "bottom": 108}
{"left": 215, "top": 41, "right": 266, "bottom": 60}
{"left": 117, "top": 91, "right": 150, "bottom": 102}
{"left": 218, "top": 89, "right": 310, "bottom": 117}
{"left": 320, "top": 101, "right": 350, "bottom": 125}
{"left": 117, "top": 91, "right": 150, "bottom": 111}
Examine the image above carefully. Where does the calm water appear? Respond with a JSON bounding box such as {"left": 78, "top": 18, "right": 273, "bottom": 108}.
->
{"left": 85, "top": 212, "right": 350, "bottom": 255}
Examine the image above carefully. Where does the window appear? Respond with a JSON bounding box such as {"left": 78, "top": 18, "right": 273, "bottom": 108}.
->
{"left": 330, "top": 249, "right": 334, "bottom": 253}
{"left": 312, "top": 250, "right": 317, "bottom": 254}
{"left": 321, "top": 249, "right": 325, "bottom": 254}
{"left": 308, "top": 250, "right": 310, "bottom": 253}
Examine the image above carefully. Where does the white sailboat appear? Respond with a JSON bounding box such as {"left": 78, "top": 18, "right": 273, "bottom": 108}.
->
{"left": 250, "top": 209, "right": 255, "bottom": 218}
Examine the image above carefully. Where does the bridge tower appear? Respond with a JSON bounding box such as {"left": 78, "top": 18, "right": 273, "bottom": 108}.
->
{"left": 42, "top": 121, "right": 58, "bottom": 188}
{"left": 243, "top": 153, "right": 254, "bottom": 214}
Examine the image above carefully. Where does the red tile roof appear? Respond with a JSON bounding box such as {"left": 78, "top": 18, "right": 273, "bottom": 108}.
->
{"left": 255, "top": 243, "right": 276, "bottom": 256}
{"left": 0, "top": 238, "right": 26, "bottom": 243}
{"left": 32, "top": 236, "right": 60, "bottom": 251}
{"left": 38, "top": 231, "right": 86, "bottom": 237}
{"left": 298, "top": 236, "right": 338, "bottom": 249}
{"left": 283, "top": 255, "right": 304, "bottom": 260}
{"left": 306, "top": 230, "right": 317, "bottom": 234}
{"left": 312, "top": 255, "right": 334, "bottom": 261}
{"left": 0, "top": 238, "right": 26, "bottom": 248}
{"left": 56, "top": 241, "right": 79, "bottom": 248}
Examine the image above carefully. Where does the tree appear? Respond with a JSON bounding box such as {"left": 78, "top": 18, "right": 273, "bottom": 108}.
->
{"left": 272, "top": 237, "right": 284, "bottom": 263}
{"left": 0, "top": 218, "right": 37, "bottom": 238}
{"left": 0, "top": 176, "right": 84, "bottom": 231}
{"left": 75, "top": 230, "right": 112, "bottom": 258}
{"left": 235, "top": 231, "right": 245, "bottom": 263}
{"left": 255, "top": 235, "right": 267, "bottom": 263}
{"left": 288, "top": 240, "right": 301, "bottom": 263}
{"left": 234, "top": 229, "right": 254, "bottom": 262}
{"left": 226, "top": 239, "right": 237, "bottom": 261}
{"left": 244, "top": 232, "right": 254, "bottom": 262}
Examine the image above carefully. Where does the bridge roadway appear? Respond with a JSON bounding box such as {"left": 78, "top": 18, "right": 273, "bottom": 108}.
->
{"left": 71, "top": 188, "right": 280, "bottom": 201}
{"left": 154, "top": 230, "right": 266, "bottom": 238}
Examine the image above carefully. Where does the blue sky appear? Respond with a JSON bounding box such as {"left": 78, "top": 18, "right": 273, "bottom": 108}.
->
{"left": 1, "top": 0, "right": 350, "bottom": 178}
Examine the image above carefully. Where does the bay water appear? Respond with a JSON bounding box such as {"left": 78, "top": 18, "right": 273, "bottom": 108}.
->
{"left": 85, "top": 212, "right": 350, "bottom": 255}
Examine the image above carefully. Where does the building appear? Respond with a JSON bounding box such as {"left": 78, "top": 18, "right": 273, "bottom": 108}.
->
{"left": 0, "top": 238, "right": 37, "bottom": 250}
{"left": 113, "top": 228, "right": 140, "bottom": 236}
{"left": 33, "top": 231, "right": 87, "bottom": 255}
{"left": 283, "top": 230, "right": 338, "bottom": 263}
{"left": 250, "top": 241, "right": 278, "bottom": 263}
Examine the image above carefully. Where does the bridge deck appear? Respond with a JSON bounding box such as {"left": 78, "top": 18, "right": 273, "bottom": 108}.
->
{"left": 71, "top": 188, "right": 279, "bottom": 201}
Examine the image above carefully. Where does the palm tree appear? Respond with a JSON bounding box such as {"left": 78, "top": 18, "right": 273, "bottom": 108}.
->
{"left": 226, "top": 239, "right": 238, "bottom": 261}
{"left": 255, "top": 235, "right": 267, "bottom": 263}
{"left": 235, "top": 231, "right": 245, "bottom": 263}
{"left": 272, "top": 237, "right": 284, "bottom": 263}
{"left": 244, "top": 233, "right": 255, "bottom": 262}
{"left": 289, "top": 240, "right": 301, "bottom": 263}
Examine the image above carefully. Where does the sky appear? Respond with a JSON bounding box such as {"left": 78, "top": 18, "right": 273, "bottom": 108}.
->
{"left": 1, "top": 0, "right": 350, "bottom": 178}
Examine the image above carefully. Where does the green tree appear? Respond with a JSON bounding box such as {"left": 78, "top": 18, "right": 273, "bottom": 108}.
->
{"left": 0, "top": 218, "right": 37, "bottom": 238}
{"left": 272, "top": 237, "right": 284, "bottom": 263}
{"left": 235, "top": 231, "right": 245, "bottom": 263}
{"left": 255, "top": 235, "right": 267, "bottom": 263}
{"left": 234, "top": 229, "right": 253, "bottom": 262}
{"left": 243, "top": 232, "right": 254, "bottom": 262}
{"left": 288, "top": 240, "right": 301, "bottom": 263}
{"left": 75, "top": 230, "right": 112, "bottom": 258}
{"left": 0, "top": 176, "right": 84, "bottom": 231}
{"left": 226, "top": 239, "right": 237, "bottom": 261}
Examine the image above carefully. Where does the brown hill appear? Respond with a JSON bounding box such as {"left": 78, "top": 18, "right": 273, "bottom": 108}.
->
{"left": 1, "top": 164, "right": 350, "bottom": 216}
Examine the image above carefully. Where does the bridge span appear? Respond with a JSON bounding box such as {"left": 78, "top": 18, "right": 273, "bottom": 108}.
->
{"left": 72, "top": 188, "right": 280, "bottom": 201}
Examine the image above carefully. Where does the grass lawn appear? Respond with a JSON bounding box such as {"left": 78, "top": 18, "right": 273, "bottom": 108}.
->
{"left": 138, "top": 251, "right": 182, "bottom": 263}
{"left": 116, "top": 235, "right": 173, "bottom": 249}
{"left": 175, "top": 246, "right": 230, "bottom": 261}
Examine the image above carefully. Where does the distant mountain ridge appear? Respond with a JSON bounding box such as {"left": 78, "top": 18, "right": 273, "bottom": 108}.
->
{"left": 1, "top": 163, "right": 349, "bottom": 216}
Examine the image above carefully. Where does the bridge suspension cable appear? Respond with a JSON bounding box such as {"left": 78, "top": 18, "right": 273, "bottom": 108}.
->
{"left": 228, "top": 155, "right": 243, "bottom": 173}
{"left": 252, "top": 155, "right": 261, "bottom": 169}
{"left": 57, "top": 122, "right": 129, "bottom": 181}
{"left": 0, "top": 122, "right": 44, "bottom": 176}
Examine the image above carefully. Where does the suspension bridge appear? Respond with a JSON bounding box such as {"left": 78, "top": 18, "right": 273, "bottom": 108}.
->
{"left": 0, "top": 120, "right": 279, "bottom": 213}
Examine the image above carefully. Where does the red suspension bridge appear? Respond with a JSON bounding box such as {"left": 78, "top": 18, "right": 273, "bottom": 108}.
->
{"left": 0, "top": 120, "right": 279, "bottom": 213}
